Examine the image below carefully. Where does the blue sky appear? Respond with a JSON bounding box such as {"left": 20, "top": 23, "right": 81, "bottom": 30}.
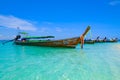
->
{"left": 0, "top": 0, "right": 120, "bottom": 39}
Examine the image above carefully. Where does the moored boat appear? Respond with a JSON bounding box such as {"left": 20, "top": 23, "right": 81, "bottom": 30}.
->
{"left": 94, "top": 39, "right": 118, "bottom": 43}
{"left": 94, "top": 37, "right": 118, "bottom": 43}
{"left": 14, "top": 26, "right": 91, "bottom": 48}
{"left": 84, "top": 40, "right": 95, "bottom": 44}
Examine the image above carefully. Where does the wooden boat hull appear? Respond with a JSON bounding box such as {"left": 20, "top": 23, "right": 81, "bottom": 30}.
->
{"left": 14, "top": 37, "right": 80, "bottom": 48}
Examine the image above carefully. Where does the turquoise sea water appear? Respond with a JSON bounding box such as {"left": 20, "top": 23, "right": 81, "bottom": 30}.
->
{"left": 0, "top": 41, "right": 120, "bottom": 80}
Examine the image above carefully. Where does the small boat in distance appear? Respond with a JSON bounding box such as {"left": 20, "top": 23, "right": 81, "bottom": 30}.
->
{"left": 14, "top": 26, "right": 91, "bottom": 48}
{"left": 84, "top": 39, "right": 95, "bottom": 44}
{"left": 94, "top": 36, "right": 118, "bottom": 43}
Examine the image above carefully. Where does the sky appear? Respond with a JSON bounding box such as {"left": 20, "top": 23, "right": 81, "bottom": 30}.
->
{"left": 0, "top": 0, "right": 120, "bottom": 40}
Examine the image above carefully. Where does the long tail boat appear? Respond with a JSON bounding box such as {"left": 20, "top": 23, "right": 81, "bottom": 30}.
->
{"left": 94, "top": 39, "right": 118, "bottom": 43}
{"left": 14, "top": 26, "right": 90, "bottom": 48}
{"left": 94, "top": 37, "right": 118, "bottom": 43}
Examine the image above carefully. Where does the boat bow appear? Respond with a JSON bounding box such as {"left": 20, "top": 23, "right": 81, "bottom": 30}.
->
{"left": 79, "top": 26, "right": 91, "bottom": 48}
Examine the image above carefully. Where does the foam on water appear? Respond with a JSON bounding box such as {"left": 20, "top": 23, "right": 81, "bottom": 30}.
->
{"left": 0, "top": 42, "right": 120, "bottom": 80}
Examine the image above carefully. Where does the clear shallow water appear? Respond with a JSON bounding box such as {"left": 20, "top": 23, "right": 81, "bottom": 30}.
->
{"left": 0, "top": 41, "right": 120, "bottom": 80}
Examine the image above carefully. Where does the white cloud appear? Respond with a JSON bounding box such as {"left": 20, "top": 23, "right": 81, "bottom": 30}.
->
{"left": 55, "top": 27, "right": 62, "bottom": 32}
{"left": 109, "top": 1, "right": 120, "bottom": 6}
{"left": 39, "top": 27, "right": 50, "bottom": 32}
{"left": 0, "top": 15, "right": 37, "bottom": 31}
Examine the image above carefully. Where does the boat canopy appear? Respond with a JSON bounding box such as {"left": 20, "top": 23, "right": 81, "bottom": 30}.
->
{"left": 22, "top": 36, "right": 55, "bottom": 39}
{"left": 19, "top": 32, "right": 28, "bottom": 35}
